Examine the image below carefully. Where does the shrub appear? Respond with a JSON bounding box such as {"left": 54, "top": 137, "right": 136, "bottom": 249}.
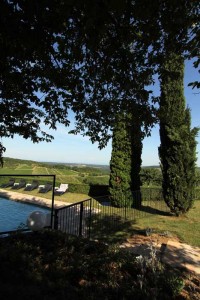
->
{"left": 110, "top": 189, "right": 133, "bottom": 208}
{"left": 83, "top": 176, "right": 109, "bottom": 185}
{"left": 68, "top": 183, "right": 110, "bottom": 197}
{"left": 163, "top": 273, "right": 184, "bottom": 297}
{"left": 0, "top": 231, "right": 185, "bottom": 299}
{"left": 141, "top": 187, "right": 163, "bottom": 201}
{"left": 68, "top": 183, "right": 90, "bottom": 194}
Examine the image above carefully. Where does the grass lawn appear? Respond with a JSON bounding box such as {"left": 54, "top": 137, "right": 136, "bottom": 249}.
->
{"left": 1, "top": 187, "right": 200, "bottom": 247}
{"left": 133, "top": 201, "right": 200, "bottom": 247}
{"left": 89, "top": 199, "right": 200, "bottom": 247}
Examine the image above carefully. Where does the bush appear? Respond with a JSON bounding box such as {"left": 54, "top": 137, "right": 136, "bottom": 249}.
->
{"left": 68, "top": 183, "right": 109, "bottom": 197}
{"left": 83, "top": 176, "right": 109, "bottom": 185}
{"left": 0, "top": 231, "right": 185, "bottom": 300}
{"left": 141, "top": 187, "right": 163, "bottom": 201}
{"left": 88, "top": 185, "right": 109, "bottom": 197}
{"left": 68, "top": 183, "right": 90, "bottom": 194}
{"left": 163, "top": 273, "right": 184, "bottom": 297}
{"left": 110, "top": 189, "right": 133, "bottom": 208}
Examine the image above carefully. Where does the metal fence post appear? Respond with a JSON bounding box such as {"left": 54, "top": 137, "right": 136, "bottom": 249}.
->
{"left": 51, "top": 175, "right": 56, "bottom": 229}
{"left": 54, "top": 209, "right": 59, "bottom": 230}
{"left": 88, "top": 198, "right": 92, "bottom": 239}
{"left": 79, "top": 202, "right": 83, "bottom": 236}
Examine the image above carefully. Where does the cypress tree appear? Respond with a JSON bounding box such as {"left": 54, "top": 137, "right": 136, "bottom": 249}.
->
{"left": 0, "top": 143, "right": 5, "bottom": 167}
{"left": 109, "top": 107, "right": 144, "bottom": 208}
{"left": 109, "top": 112, "right": 132, "bottom": 207}
{"left": 129, "top": 106, "right": 143, "bottom": 192}
{"left": 159, "top": 51, "right": 198, "bottom": 215}
{"left": 129, "top": 106, "right": 143, "bottom": 208}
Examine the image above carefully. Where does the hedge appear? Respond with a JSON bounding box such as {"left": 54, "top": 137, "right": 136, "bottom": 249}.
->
{"left": 67, "top": 184, "right": 200, "bottom": 201}
{"left": 68, "top": 183, "right": 90, "bottom": 194}
{"left": 68, "top": 183, "right": 109, "bottom": 196}
{"left": 141, "top": 187, "right": 163, "bottom": 201}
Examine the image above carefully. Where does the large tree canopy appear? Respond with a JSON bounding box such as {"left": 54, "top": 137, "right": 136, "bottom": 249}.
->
{"left": 0, "top": 0, "right": 199, "bottom": 167}
{"left": 0, "top": 0, "right": 76, "bottom": 143}
{"left": 0, "top": 0, "right": 157, "bottom": 166}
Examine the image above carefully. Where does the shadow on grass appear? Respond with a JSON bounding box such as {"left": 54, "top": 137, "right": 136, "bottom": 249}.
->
{"left": 135, "top": 204, "right": 171, "bottom": 217}
{"left": 93, "top": 195, "right": 171, "bottom": 217}
{"left": 89, "top": 214, "right": 147, "bottom": 244}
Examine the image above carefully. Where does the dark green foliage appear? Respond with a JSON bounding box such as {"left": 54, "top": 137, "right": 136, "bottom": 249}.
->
{"left": 163, "top": 273, "right": 185, "bottom": 297}
{"left": 159, "top": 51, "right": 199, "bottom": 215}
{"left": 0, "top": 143, "right": 5, "bottom": 167}
{"left": 129, "top": 107, "right": 144, "bottom": 192}
{"left": 140, "top": 168, "right": 163, "bottom": 186}
{"left": 0, "top": 0, "right": 199, "bottom": 168}
{"left": 109, "top": 106, "right": 146, "bottom": 208}
{"left": 68, "top": 184, "right": 90, "bottom": 195}
{"left": 0, "top": 230, "right": 185, "bottom": 299}
{"left": 83, "top": 176, "right": 109, "bottom": 185}
{"left": 109, "top": 113, "right": 132, "bottom": 207}
{"left": 141, "top": 187, "right": 163, "bottom": 201}
{"left": 68, "top": 183, "right": 109, "bottom": 197}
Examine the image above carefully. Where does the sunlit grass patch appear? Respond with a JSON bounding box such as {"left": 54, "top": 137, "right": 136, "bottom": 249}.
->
{"left": 134, "top": 201, "right": 200, "bottom": 247}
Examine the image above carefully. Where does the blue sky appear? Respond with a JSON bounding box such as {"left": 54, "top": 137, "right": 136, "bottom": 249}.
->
{"left": 2, "top": 60, "right": 200, "bottom": 166}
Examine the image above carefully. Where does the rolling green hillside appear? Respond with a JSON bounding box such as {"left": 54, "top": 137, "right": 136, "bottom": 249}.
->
{"left": 0, "top": 157, "right": 110, "bottom": 185}
{"left": 1, "top": 157, "right": 200, "bottom": 187}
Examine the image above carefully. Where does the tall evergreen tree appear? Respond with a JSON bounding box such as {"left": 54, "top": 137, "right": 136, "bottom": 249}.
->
{"left": 129, "top": 106, "right": 144, "bottom": 193}
{"left": 109, "top": 112, "right": 132, "bottom": 207}
{"left": 158, "top": 0, "right": 199, "bottom": 215}
{"left": 159, "top": 51, "right": 198, "bottom": 215}
{"left": 109, "top": 102, "right": 148, "bottom": 208}
{"left": 0, "top": 143, "right": 5, "bottom": 167}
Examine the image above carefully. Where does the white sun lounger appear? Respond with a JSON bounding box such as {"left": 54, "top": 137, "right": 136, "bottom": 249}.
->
{"left": 54, "top": 183, "right": 68, "bottom": 196}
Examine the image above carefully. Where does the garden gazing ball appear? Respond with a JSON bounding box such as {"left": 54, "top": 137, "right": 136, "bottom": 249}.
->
{"left": 27, "top": 211, "right": 46, "bottom": 231}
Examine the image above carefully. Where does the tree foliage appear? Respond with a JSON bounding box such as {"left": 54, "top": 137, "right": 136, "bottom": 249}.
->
{"left": 109, "top": 101, "right": 152, "bottom": 207}
{"left": 157, "top": 0, "right": 199, "bottom": 215}
{"left": 140, "top": 168, "right": 162, "bottom": 187}
{"left": 159, "top": 50, "right": 199, "bottom": 215}
{"left": 0, "top": 0, "right": 199, "bottom": 143}
{"left": 0, "top": 0, "right": 158, "bottom": 163}
{"left": 0, "top": 1, "right": 199, "bottom": 216}
{"left": 109, "top": 113, "right": 132, "bottom": 207}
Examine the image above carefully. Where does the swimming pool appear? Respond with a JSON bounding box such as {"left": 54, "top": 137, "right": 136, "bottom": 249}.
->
{"left": 0, "top": 197, "right": 50, "bottom": 233}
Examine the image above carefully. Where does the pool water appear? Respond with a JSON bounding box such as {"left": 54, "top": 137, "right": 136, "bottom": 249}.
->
{"left": 0, "top": 197, "right": 50, "bottom": 233}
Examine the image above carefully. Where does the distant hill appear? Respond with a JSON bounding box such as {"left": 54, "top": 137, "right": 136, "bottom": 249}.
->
{"left": 1, "top": 157, "right": 199, "bottom": 187}
{"left": 0, "top": 157, "right": 110, "bottom": 185}
{"left": 46, "top": 161, "right": 110, "bottom": 170}
{"left": 2, "top": 157, "right": 199, "bottom": 172}
{"left": 2, "top": 157, "right": 161, "bottom": 169}
{"left": 2, "top": 157, "right": 109, "bottom": 169}
{"left": 2, "top": 157, "right": 38, "bottom": 168}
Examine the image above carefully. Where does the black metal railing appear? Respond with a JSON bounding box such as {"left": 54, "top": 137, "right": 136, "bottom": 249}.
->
{"left": 53, "top": 198, "right": 92, "bottom": 238}
{"left": 52, "top": 191, "right": 170, "bottom": 240}
{"left": 88, "top": 194, "right": 170, "bottom": 240}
